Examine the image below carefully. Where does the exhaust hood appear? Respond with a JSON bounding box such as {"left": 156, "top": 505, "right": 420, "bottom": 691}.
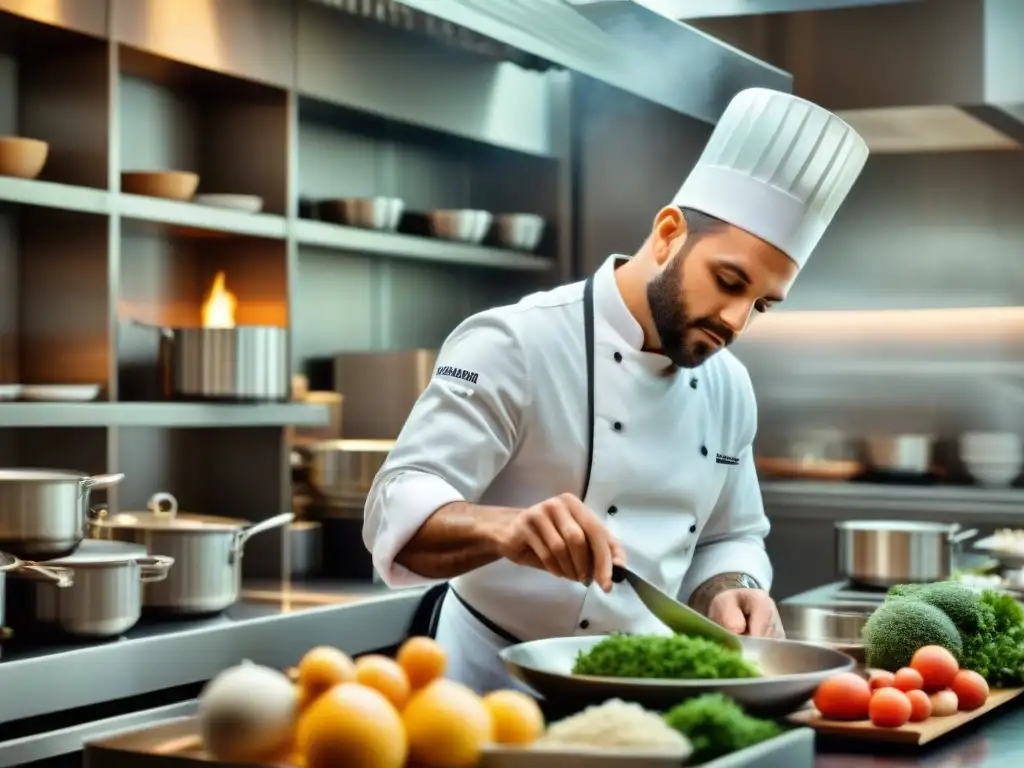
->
{"left": 310, "top": 0, "right": 791, "bottom": 123}
{"left": 690, "top": 0, "right": 1024, "bottom": 152}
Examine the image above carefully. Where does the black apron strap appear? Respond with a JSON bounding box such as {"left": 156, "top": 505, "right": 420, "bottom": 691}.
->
{"left": 581, "top": 275, "right": 597, "bottom": 501}
{"left": 410, "top": 582, "right": 449, "bottom": 639}
{"left": 449, "top": 588, "right": 523, "bottom": 645}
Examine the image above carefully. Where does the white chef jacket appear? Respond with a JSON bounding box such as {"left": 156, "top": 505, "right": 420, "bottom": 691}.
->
{"left": 363, "top": 255, "right": 772, "bottom": 692}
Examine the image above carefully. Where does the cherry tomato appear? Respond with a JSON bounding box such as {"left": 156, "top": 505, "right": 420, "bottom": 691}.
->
{"left": 950, "top": 670, "right": 989, "bottom": 711}
{"left": 905, "top": 689, "right": 932, "bottom": 722}
{"left": 869, "top": 670, "right": 896, "bottom": 690}
{"left": 869, "top": 687, "right": 912, "bottom": 728}
{"left": 910, "top": 646, "right": 959, "bottom": 691}
{"left": 894, "top": 667, "right": 924, "bottom": 692}
{"left": 813, "top": 672, "right": 872, "bottom": 720}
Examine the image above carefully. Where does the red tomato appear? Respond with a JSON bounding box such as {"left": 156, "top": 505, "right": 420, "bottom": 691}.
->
{"left": 906, "top": 689, "right": 932, "bottom": 722}
{"left": 813, "top": 672, "right": 872, "bottom": 720}
{"left": 869, "top": 688, "right": 912, "bottom": 728}
{"left": 869, "top": 670, "right": 896, "bottom": 690}
{"left": 894, "top": 667, "right": 924, "bottom": 692}
{"left": 950, "top": 670, "right": 990, "bottom": 711}
{"left": 910, "top": 646, "right": 959, "bottom": 691}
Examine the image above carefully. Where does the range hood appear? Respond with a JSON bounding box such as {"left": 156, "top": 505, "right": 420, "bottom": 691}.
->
{"left": 689, "top": 0, "right": 1024, "bottom": 152}
{"left": 311, "top": 0, "right": 791, "bottom": 123}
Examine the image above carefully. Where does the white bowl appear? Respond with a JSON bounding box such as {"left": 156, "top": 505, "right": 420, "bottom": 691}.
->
{"left": 21, "top": 384, "right": 102, "bottom": 402}
{"left": 494, "top": 213, "right": 545, "bottom": 252}
{"left": 960, "top": 432, "right": 1022, "bottom": 462}
{"left": 428, "top": 209, "right": 493, "bottom": 244}
{"left": 318, "top": 197, "right": 404, "bottom": 230}
{"left": 194, "top": 194, "right": 264, "bottom": 213}
{"left": 963, "top": 459, "right": 1021, "bottom": 487}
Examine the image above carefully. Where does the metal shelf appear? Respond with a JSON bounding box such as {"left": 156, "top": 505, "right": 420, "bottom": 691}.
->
{"left": 117, "top": 194, "right": 288, "bottom": 239}
{"left": 295, "top": 218, "right": 554, "bottom": 272}
{"left": 0, "top": 402, "right": 330, "bottom": 428}
{"left": 0, "top": 176, "right": 109, "bottom": 215}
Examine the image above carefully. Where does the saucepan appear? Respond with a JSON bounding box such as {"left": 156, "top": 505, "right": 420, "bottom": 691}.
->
{"left": 835, "top": 520, "right": 978, "bottom": 588}
{"left": 89, "top": 492, "right": 294, "bottom": 615}
{"left": 500, "top": 634, "right": 854, "bottom": 717}
{"left": 0, "top": 469, "right": 125, "bottom": 560}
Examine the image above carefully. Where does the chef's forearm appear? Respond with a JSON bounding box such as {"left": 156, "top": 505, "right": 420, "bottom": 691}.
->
{"left": 393, "top": 501, "right": 517, "bottom": 579}
{"left": 688, "top": 572, "right": 750, "bottom": 615}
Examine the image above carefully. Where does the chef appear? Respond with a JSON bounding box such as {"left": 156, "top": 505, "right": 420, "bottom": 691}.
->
{"left": 363, "top": 88, "right": 869, "bottom": 693}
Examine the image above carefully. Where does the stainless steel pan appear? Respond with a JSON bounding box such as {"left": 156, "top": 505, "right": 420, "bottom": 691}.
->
{"left": 836, "top": 520, "right": 978, "bottom": 588}
{"left": 776, "top": 604, "right": 874, "bottom": 664}
{"left": 500, "top": 634, "right": 855, "bottom": 717}
{"left": 0, "top": 470, "right": 124, "bottom": 559}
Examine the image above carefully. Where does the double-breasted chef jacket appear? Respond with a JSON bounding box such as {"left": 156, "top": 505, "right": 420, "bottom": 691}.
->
{"left": 363, "top": 253, "right": 772, "bottom": 693}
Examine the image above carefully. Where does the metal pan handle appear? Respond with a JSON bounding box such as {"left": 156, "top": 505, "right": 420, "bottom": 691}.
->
{"left": 80, "top": 473, "right": 125, "bottom": 493}
{"left": 230, "top": 512, "right": 296, "bottom": 562}
{"left": 18, "top": 563, "right": 74, "bottom": 588}
{"left": 951, "top": 528, "right": 979, "bottom": 545}
{"left": 138, "top": 555, "right": 175, "bottom": 583}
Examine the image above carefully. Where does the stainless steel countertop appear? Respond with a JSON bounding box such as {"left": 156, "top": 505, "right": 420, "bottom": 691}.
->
{"left": 0, "top": 580, "right": 427, "bottom": 724}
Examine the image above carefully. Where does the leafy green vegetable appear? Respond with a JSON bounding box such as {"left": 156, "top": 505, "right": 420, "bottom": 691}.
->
{"left": 961, "top": 590, "right": 1024, "bottom": 687}
{"left": 663, "top": 694, "right": 781, "bottom": 763}
{"left": 863, "top": 598, "right": 963, "bottom": 670}
{"left": 572, "top": 634, "right": 760, "bottom": 680}
{"left": 904, "top": 581, "right": 992, "bottom": 635}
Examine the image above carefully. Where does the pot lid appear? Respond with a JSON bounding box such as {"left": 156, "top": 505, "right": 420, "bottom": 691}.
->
{"left": 90, "top": 492, "right": 250, "bottom": 532}
{"left": 37, "top": 540, "right": 149, "bottom": 566}
{"left": 835, "top": 520, "right": 958, "bottom": 533}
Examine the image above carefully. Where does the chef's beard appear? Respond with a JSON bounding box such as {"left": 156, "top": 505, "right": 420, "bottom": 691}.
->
{"left": 647, "top": 251, "right": 734, "bottom": 369}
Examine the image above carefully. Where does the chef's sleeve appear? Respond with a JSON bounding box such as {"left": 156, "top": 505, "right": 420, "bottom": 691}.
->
{"left": 363, "top": 312, "right": 528, "bottom": 587}
{"left": 678, "top": 443, "right": 772, "bottom": 604}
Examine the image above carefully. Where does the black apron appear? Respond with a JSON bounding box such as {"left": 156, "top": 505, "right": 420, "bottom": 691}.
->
{"left": 407, "top": 276, "right": 598, "bottom": 642}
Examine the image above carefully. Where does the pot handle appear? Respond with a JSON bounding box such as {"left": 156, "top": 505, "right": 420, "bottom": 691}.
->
{"left": 127, "top": 317, "right": 175, "bottom": 340}
{"left": 231, "top": 512, "right": 296, "bottom": 561}
{"left": 148, "top": 492, "right": 180, "bottom": 520}
{"left": 80, "top": 473, "right": 125, "bottom": 493}
{"left": 138, "top": 555, "right": 175, "bottom": 583}
{"left": 951, "top": 528, "right": 980, "bottom": 545}
{"left": 18, "top": 563, "right": 74, "bottom": 588}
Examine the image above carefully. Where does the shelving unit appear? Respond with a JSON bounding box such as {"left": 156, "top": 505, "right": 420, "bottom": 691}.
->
{"left": 0, "top": 0, "right": 571, "bottom": 575}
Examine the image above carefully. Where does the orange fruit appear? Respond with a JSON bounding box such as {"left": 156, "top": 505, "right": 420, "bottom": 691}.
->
{"left": 297, "top": 646, "right": 356, "bottom": 698}
{"left": 397, "top": 636, "right": 448, "bottom": 689}
{"left": 402, "top": 679, "right": 494, "bottom": 767}
{"left": 354, "top": 654, "right": 412, "bottom": 710}
{"left": 482, "top": 689, "right": 545, "bottom": 745}
{"left": 297, "top": 682, "right": 407, "bottom": 768}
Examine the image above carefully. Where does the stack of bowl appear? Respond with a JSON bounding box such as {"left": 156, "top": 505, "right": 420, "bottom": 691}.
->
{"left": 959, "top": 432, "right": 1022, "bottom": 487}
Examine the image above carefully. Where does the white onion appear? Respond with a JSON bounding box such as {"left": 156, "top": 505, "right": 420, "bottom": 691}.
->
{"left": 199, "top": 659, "right": 298, "bottom": 762}
{"left": 929, "top": 689, "right": 959, "bottom": 717}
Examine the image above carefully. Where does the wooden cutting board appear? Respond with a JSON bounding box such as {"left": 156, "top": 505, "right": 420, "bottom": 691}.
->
{"left": 788, "top": 687, "right": 1024, "bottom": 745}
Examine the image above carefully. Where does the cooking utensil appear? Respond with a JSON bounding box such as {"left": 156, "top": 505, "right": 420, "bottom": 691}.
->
{"left": 835, "top": 520, "right": 978, "bottom": 588}
{"left": 193, "top": 194, "right": 264, "bottom": 213}
{"left": 776, "top": 604, "right": 874, "bottom": 664}
{"left": 302, "top": 439, "right": 395, "bottom": 504}
{"left": 0, "top": 470, "right": 125, "bottom": 560}
{"left": 121, "top": 171, "right": 199, "bottom": 200}
{"left": 318, "top": 197, "right": 405, "bottom": 230}
{"left": 864, "top": 434, "right": 934, "bottom": 474}
{"left": 428, "top": 209, "right": 493, "bottom": 244}
{"left": 0, "top": 136, "right": 48, "bottom": 179}
{"left": 611, "top": 565, "right": 742, "bottom": 651}
{"left": 493, "top": 213, "right": 545, "bottom": 252}
{"left": 88, "top": 492, "right": 294, "bottom": 615}
{"left": 500, "top": 634, "right": 855, "bottom": 717}
{"left": 6, "top": 540, "right": 173, "bottom": 638}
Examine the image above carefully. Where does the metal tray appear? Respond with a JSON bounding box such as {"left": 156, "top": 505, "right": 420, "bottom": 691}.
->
{"left": 83, "top": 715, "right": 815, "bottom": 768}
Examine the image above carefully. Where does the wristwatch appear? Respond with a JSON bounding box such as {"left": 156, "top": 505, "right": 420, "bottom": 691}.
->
{"left": 735, "top": 573, "right": 761, "bottom": 591}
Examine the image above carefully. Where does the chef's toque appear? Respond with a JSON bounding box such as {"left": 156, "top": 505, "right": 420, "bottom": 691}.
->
{"left": 672, "top": 88, "right": 869, "bottom": 269}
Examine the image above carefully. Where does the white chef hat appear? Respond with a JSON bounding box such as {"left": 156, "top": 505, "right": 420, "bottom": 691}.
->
{"left": 672, "top": 88, "right": 869, "bottom": 269}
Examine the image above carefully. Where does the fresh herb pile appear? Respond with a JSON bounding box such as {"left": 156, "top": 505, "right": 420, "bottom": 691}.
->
{"left": 864, "top": 581, "right": 1024, "bottom": 686}
{"left": 663, "top": 694, "right": 781, "bottom": 763}
{"left": 571, "top": 634, "right": 761, "bottom": 680}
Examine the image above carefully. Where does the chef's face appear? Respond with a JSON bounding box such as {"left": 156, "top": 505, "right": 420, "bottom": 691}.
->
{"left": 647, "top": 207, "right": 798, "bottom": 368}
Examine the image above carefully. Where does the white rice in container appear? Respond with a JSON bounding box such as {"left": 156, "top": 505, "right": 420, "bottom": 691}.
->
{"left": 537, "top": 699, "right": 692, "bottom": 756}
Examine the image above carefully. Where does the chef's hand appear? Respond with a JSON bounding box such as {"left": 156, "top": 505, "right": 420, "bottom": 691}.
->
{"left": 495, "top": 493, "right": 627, "bottom": 592}
{"left": 707, "top": 589, "right": 785, "bottom": 639}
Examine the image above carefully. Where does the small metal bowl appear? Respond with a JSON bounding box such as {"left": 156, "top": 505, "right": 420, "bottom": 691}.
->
{"left": 777, "top": 604, "right": 875, "bottom": 664}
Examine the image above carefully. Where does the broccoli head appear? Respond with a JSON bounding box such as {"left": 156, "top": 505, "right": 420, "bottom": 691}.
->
{"left": 903, "top": 581, "right": 993, "bottom": 636}
{"left": 864, "top": 598, "right": 963, "bottom": 670}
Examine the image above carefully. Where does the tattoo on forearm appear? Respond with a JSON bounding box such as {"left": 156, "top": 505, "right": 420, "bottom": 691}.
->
{"left": 689, "top": 572, "right": 748, "bottom": 616}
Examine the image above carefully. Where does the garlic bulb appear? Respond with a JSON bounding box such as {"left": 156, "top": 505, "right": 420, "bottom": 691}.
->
{"left": 199, "top": 659, "right": 298, "bottom": 762}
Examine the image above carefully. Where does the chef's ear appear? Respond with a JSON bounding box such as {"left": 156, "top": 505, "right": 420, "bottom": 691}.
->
{"left": 651, "top": 206, "right": 686, "bottom": 267}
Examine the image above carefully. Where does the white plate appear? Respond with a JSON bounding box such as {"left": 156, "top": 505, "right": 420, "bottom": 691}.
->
{"left": 194, "top": 194, "right": 263, "bottom": 213}
{"left": 0, "top": 384, "right": 21, "bottom": 400}
{"left": 21, "top": 384, "right": 102, "bottom": 402}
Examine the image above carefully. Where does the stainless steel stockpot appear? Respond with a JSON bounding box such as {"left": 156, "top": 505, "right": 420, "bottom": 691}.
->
{"left": 162, "top": 326, "right": 289, "bottom": 402}
{"left": 302, "top": 439, "right": 395, "bottom": 503}
{"left": 89, "top": 492, "right": 294, "bottom": 615}
{"left": 0, "top": 470, "right": 125, "bottom": 560}
{"left": 6, "top": 540, "right": 173, "bottom": 638}
{"left": 835, "top": 520, "right": 978, "bottom": 588}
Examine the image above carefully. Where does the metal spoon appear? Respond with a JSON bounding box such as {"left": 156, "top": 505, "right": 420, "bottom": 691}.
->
{"left": 612, "top": 564, "right": 743, "bottom": 651}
